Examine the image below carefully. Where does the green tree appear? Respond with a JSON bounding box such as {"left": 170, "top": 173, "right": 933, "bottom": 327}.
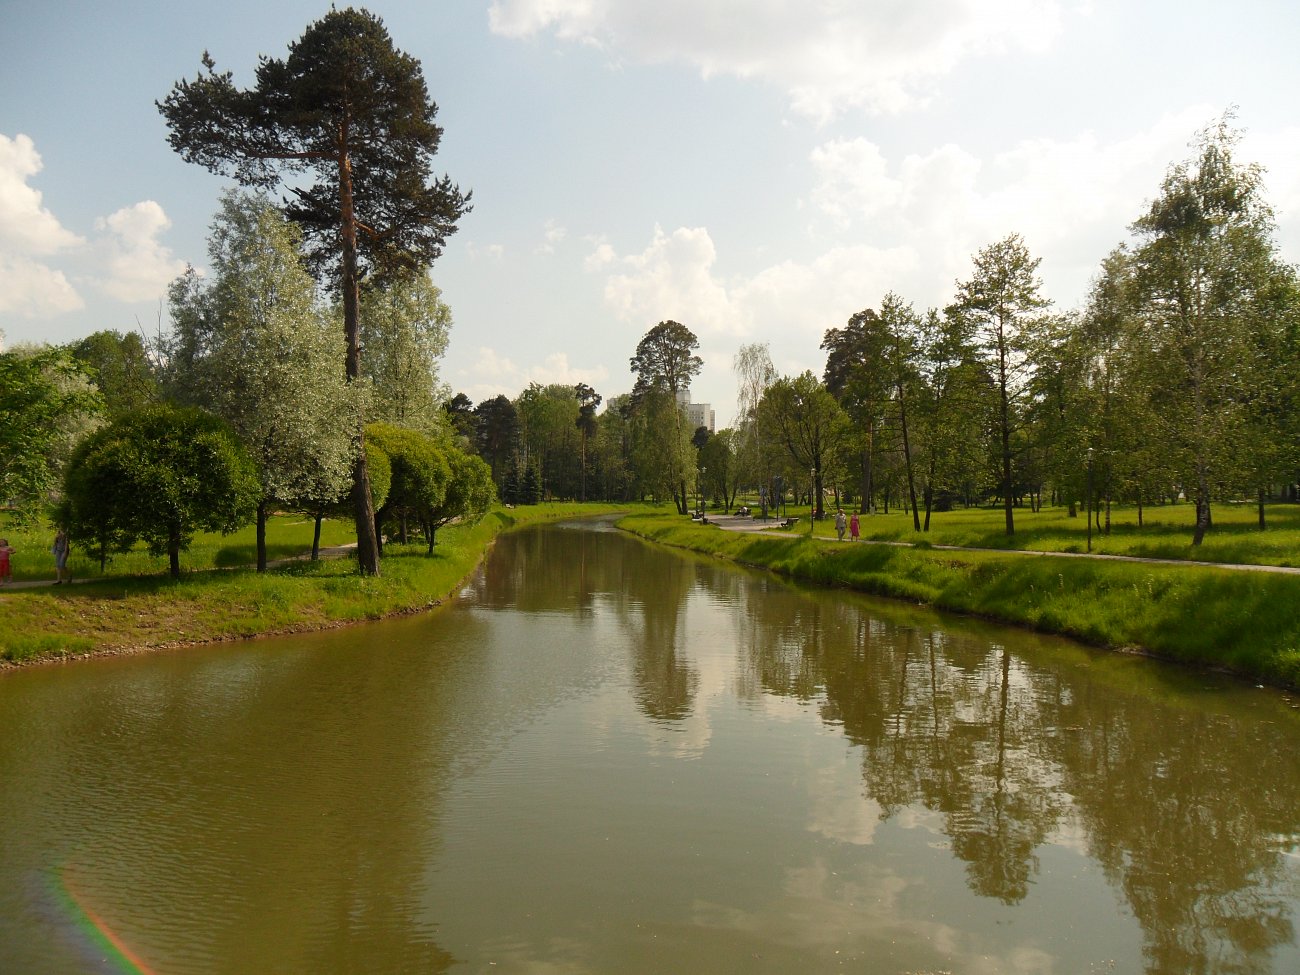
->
{"left": 759, "top": 371, "right": 847, "bottom": 519}
{"left": 629, "top": 321, "right": 703, "bottom": 514}
{"left": 1127, "top": 117, "right": 1289, "bottom": 544}
{"left": 366, "top": 423, "right": 450, "bottom": 551}
{"left": 515, "top": 383, "right": 581, "bottom": 500}
{"left": 421, "top": 446, "right": 495, "bottom": 551}
{"left": 61, "top": 405, "right": 259, "bottom": 578}
{"left": 159, "top": 7, "right": 470, "bottom": 575}
{"left": 823, "top": 308, "right": 893, "bottom": 514}
{"left": 574, "top": 383, "right": 602, "bottom": 502}
{"left": 443, "top": 392, "right": 477, "bottom": 445}
{"left": 949, "top": 234, "right": 1051, "bottom": 536}
{"left": 913, "top": 308, "right": 993, "bottom": 525}
{"left": 474, "top": 395, "right": 519, "bottom": 491}
{"left": 733, "top": 343, "right": 776, "bottom": 515}
{"left": 165, "top": 192, "right": 357, "bottom": 572}
{"left": 0, "top": 347, "right": 101, "bottom": 518}
{"left": 66, "top": 330, "right": 159, "bottom": 416}
{"left": 592, "top": 394, "right": 634, "bottom": 502}
{"left": 697, "top": 428, "right": 738, "bottom": 509}
{"left": 360, "top": 272, "right": 453, "bottom": 434}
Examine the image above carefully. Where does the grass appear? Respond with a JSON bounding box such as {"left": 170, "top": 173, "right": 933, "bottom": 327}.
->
{"left": 619, "top": 510, "right": 1300, "bottom": 691}
{"left": 0, "top": 513, "right": 357, "bottom": 582}
{"left": 736, "top": 497, "right": 1300, "bottom": 566}
{"left": 0, "top": 503, "right": 630, "bottom": 666}
{"left": 856, "top": 499, "right": 1300, "bottom": 565}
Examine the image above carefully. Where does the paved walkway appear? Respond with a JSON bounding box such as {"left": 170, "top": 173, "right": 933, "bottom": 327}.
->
{"left": 703, "top": 512, "right": 1300, "bottom": 576}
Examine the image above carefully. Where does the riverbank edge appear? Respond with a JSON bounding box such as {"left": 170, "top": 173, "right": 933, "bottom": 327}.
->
{"left": 616, "top": 513, "right": 1300, "bottom": 691}
{"left": 0, "top": 504, "right": 630, "bottom": 672}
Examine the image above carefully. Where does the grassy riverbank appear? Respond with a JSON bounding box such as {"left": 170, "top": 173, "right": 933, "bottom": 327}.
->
{"left": 618, "top": 512, "right": 1300, "bottom": 690}
{"left": 0, "top": 503, "right": 628, "bottom": 667}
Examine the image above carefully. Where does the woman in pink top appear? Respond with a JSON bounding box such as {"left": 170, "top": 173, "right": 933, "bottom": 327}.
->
{"left": 848, "top": 512, "right": 860, "bottom": 541}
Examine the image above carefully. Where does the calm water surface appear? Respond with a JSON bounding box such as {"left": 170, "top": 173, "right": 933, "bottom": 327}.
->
{"left": 2, "top": 519, "right": 1299, "bottom": 974}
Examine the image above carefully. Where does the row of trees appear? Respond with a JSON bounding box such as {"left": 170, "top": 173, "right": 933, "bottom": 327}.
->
{"left": 437, "top": 117, "right": 1298, "bottom": 548}
{"left": 791, "top": 116, "right": 1299, "bottom": 543}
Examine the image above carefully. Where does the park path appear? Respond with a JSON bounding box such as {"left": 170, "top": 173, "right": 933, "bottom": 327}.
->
{"left": 704, "top": 512, "right": 1300, "bottom": 576}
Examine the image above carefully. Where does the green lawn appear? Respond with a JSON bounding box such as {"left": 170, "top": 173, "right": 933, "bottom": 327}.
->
{"left": 732, "top": 496, "right": 1300, "bottom": 566}
{"left": 0, "top": 513, "right": 357, "bottom": 583}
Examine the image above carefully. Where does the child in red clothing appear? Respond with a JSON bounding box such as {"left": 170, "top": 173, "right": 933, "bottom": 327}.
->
{"left": 0, "top": 538, "right": 12, "bottom": 585}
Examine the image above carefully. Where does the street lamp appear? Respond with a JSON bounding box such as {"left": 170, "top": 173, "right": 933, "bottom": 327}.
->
{"left": 1086, "top": 447, "right": 1094, "bottom": 553}
{"left": 698, "top": 466, "right": 706, "bottom": 515}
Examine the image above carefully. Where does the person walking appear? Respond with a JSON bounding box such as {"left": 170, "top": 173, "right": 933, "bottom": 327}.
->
{"left": 834, "top": 509, "right": 847, "bottom": 541}
{"left": 849, "top": 511, "right": 860, "bottom": 541}
{"left": 0, "top": 538, "right": 12, "bottom": 585}
{"left": 52, "top": 529, "right": 70, "bottom": 584}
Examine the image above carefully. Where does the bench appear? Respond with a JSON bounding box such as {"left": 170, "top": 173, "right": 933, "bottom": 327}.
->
{"left": 779, "top": 517, "right": 799, "bottom": 529}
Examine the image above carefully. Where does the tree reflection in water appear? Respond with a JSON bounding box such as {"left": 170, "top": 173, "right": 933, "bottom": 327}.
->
{"left": 728, "top": 572, "right": 1300, "bottom": 973}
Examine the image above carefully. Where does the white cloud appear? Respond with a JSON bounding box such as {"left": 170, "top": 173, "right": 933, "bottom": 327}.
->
{"left": 488, "top": 0, "right": 1064, "bottom": 120}
{"left": 591, "top": 225, "right": 916, "bottom": 344}
{"left": 93, "top": 200, "right": 185, "bottom": 303}
{"left": 806, "top": 107, "right": 1227, "bottom": 308}
{"left": 467, "top": 241, "right": 506, "bottom": 261}
{"left": 0, "top": 133, "right": 84, "bottom": 255}
{"left": 0, "top": 133, "right": 85, "bottom": 318}
{"left": 0, "top": 255, "right": 84, "bottom": 318}
{"left": 599, "top": 224, "right": 749, "bottom": 334}
{"left": 535, "top": 218, "right": 568, "bottom": 254}
{"left": 458, "top": 346, "right": 610, "bottom": 403}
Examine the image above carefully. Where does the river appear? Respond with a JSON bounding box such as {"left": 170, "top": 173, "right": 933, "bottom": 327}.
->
{"left": 1, "top": 518, "right": 1298, "bottom": 974}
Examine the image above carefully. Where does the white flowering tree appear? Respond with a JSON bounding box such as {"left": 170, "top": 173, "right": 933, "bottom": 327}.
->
{"left": 167, "top": 191, "right": 358, "bottom": 571}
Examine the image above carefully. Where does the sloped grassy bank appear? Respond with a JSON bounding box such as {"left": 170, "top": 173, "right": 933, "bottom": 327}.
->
{"left": 617, "top": 512, "right": 1300, "bottom": 691}
{"left": 0, "top": 504, "right": 627, "bottom": 668}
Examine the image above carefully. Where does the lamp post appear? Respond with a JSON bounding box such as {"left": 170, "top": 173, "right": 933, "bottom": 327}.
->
{"left": 810, "top": 467, "right": 816, "bottom": 537}
{"left": 1086, "top": 447, "right": 1094, "bottom": 553}
{"left": 699, "top": 466, "right": 706, "bottom": 515}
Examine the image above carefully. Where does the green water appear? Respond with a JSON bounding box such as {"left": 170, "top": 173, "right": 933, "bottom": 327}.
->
{"left": 2, "top": 519, "right": 1298, "bottom": 974}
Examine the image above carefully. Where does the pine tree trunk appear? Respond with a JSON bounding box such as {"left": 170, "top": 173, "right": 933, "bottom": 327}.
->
{"left": 339, "top": 142, "right": 380, "bottom": 576}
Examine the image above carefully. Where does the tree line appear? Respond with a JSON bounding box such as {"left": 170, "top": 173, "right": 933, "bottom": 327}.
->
{"left": 447, "top": 115, "right": 1299, "bottom": 548}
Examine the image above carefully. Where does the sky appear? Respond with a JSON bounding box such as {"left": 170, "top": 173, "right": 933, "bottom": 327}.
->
{"left": 3, "top": 0, "right": 1300, "bottom": 426}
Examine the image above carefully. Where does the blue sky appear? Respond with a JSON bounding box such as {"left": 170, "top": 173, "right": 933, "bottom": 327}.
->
{"left": 4, "top": 0, "right": 1300, "bottom": 424}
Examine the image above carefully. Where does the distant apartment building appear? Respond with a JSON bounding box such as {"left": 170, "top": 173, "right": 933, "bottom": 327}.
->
{"left": 676, "top": 389, "right": 716, "bottom": 434}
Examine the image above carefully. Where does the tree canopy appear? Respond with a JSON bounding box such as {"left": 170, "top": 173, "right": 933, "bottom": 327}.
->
{"left": 61, "top": 405, "right": 260, "bottom": 578}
